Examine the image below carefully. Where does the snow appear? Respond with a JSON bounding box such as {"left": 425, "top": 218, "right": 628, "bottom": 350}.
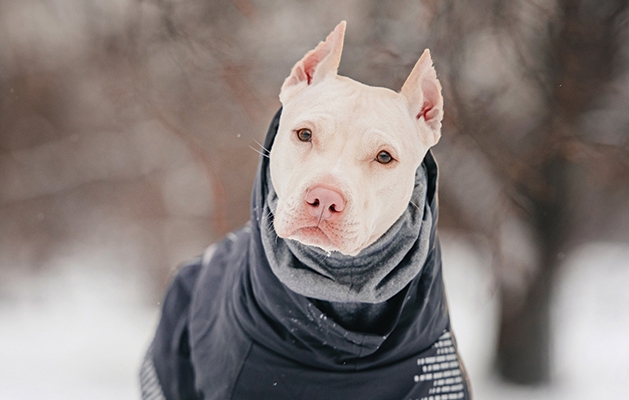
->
{"left": 442, "top": 236, "right": 629, "bottom": 399}
{"left": 0, "top": 235, "right": 628, "bottom": 398}
{"left": 0, "top": 267, "right": 159, "bottom": 399}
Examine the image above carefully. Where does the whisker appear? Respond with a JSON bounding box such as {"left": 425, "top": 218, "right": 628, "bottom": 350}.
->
{"left": 260, "top": 212, "right": 277, "bottom": 233}
{"left": 263, "top": 219, "right": 275, "bottom": 230}
{"left": 249, "top": 145, "right": 270, "bottom": 159}
{"left": 253, "top": 139, "right": 271, "bottom": 154}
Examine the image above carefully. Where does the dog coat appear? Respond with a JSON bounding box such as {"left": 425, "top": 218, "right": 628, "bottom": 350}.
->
{"left": 140, "top": 110, "right": 471, "bottom": 400}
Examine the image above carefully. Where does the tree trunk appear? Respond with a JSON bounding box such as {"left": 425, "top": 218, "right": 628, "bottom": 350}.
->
{"left": 496, "top": 0, "right": 627, "bottom": 383}
{"left": 498, "top": 157, "right": 569, "bottom": 384}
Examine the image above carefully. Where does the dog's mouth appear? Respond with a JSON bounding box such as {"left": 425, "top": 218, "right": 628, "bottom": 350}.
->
{"left": 280, "top": 224, "right": 364, "bottom": 256}
{"left": 273, "top": 202, "right": 363, "bottom": 255}
{"left": 290, "top": 226, "right": 335, "bottom": 248}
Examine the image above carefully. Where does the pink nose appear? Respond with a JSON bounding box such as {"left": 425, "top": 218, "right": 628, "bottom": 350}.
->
{"left": 305, "top": 186, "right": 346, "bottom": 221}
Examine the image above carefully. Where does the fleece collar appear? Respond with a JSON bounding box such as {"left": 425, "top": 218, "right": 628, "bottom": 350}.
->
{"left": 261, "top": 163, "right": 432, "bottom": 304}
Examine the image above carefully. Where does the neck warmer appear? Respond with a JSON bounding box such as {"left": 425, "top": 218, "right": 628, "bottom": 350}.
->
{"left": 261, "top": 149, "right": 433, "bottom": 305}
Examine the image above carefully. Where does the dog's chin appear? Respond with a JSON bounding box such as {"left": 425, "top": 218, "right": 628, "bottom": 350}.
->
{"left": 279, "top": 226, "right": 362, "bottom": 256}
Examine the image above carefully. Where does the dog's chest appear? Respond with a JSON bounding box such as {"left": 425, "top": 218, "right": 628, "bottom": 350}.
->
{"left": 188, "top": 228, "right": 469, "bottom": 400}
{"left": 228, "top": 333, "right": 468, "bottom": 400}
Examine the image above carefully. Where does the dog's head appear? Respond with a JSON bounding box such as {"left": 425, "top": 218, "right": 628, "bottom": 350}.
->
{"left": 270, "top": 21, "right": 443, "bottom": 256}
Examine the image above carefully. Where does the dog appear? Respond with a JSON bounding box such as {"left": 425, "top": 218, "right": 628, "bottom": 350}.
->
{"left": 141, "top": 21, "right": 470, "bottom": 400}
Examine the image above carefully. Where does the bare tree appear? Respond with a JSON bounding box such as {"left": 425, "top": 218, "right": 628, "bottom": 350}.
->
{"left": 426, "top": 0, "right": 629, "bottom": 384}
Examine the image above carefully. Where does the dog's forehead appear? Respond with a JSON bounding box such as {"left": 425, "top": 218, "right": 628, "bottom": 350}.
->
{"left": 282, "top": 77, "right": 417, "bottom": 144}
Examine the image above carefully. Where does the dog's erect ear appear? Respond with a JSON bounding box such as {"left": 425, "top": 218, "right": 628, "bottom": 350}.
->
{"left": 400, "top": 49, "right": 444, "bottom": 147}
{"left": 279, "top": 21, "right": 346, "bottom": 104}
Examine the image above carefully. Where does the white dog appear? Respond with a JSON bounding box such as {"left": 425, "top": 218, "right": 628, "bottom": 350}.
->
{"left": 141, "top": 21, "right": 470, "bottom": 400}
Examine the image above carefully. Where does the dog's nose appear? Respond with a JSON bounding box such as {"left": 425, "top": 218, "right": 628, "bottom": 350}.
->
{"left": 305, "top": 186, "right": 345, "bottom": 221}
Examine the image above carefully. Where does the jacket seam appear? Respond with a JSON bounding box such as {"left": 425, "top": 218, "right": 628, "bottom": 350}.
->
{"left": 227, "top": 340, "right": 254, "bottom": 400}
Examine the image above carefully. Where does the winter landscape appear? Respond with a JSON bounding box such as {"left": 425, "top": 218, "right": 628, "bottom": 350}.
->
{"left": 1, "top": 1, "right": 628, "bottom": 398}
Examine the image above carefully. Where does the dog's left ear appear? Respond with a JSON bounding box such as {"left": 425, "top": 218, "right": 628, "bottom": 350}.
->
{"left": 279, "top": 21, "right": 346, "bottom": 104}
{"left": 400, "top": 49, "right": 444, "bottom": 147}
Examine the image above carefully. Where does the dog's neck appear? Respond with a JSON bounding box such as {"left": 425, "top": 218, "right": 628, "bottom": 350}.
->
{"left": 261, "top": 164, "right": 433, "bottom": 333}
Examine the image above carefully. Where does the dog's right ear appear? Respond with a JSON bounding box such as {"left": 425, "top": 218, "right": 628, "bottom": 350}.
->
{"left": 279, "top": 21, "right": 346, "bottom": 104}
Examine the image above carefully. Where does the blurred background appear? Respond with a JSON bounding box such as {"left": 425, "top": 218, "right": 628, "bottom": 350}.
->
{"left": 0, "top": 0, "right": 628, "bottom": 398}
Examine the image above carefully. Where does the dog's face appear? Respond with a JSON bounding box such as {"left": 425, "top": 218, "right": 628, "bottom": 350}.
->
{"left": 270, "top": 22, "right": 443, "bottom": 256}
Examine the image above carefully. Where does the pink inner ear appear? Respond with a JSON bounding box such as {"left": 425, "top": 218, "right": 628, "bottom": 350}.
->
{"left": 417, "top": 101, "right": 438, "bottom": 122}
{"left": 415, "top": 77, "right": 442, "bottom": 124}
{"left": 415, "top": 101, "right": 432, "bottom": 121}
{"left": 294, "top": 67, "right": 308, "bottom": 85}
{"left": 302, "top": 51, "right": 328, "bottom": 85}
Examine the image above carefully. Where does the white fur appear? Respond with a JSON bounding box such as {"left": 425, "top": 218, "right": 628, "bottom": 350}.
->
{"left": 270, "top": 21, "right": 443, "bottom": 256}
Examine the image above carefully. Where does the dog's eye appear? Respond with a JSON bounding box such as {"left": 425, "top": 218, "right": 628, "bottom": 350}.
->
{"left": 296, "top": 128, "right": 312, "bottom": 142}
{"left": 376, "top": 150, "right": 393, "bottom": 164}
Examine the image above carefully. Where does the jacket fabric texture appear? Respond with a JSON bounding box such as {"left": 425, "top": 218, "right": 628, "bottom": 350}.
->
{"left": 140, "top": 109, "right": 471, "bottom": 400}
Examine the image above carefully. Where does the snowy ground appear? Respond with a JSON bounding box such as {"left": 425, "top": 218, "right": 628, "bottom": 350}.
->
{"left": 0, "top": 267, "right": 159, "bottom": 400}
{"left": 441, "top": 236, "right": 629, "bottom": 399}
{"left": 0, "top": 235, "right": 628, "bottom": 399}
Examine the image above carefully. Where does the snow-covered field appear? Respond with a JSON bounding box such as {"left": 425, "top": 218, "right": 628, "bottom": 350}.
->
{"left": 442, "top": 237, "right": 629, "bottom": 399}
{"left": 0, "top": 268, "right": 159, "bottom": 399}
{"left": 1, "top": 235, "right": 628, "bottom": 399}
